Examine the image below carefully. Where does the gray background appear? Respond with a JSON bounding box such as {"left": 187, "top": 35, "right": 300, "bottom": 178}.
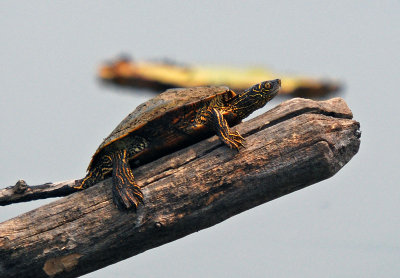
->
{"left": 1, "top": 1, "right": 399, "bottom": 277}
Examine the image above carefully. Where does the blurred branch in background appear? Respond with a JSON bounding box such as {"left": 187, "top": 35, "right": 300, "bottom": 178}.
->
{"left": 98, "top": 55, "right": 342, "bottom": 98}
{"left": 0, "top": 98, "right": 360, "bottom": 278}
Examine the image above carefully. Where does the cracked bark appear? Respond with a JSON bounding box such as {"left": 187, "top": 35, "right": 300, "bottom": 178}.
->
{"left": 0, "top": 97, "right": 360, "bottom": 278}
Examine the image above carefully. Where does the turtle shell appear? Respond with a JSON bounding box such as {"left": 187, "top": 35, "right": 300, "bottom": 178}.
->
{"left": 88, "top": 86, "right": 235, "bottom": 169}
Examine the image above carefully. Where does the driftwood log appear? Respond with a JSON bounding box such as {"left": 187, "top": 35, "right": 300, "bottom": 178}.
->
{"left": 0, "top": 98, "right": 360, "bottom": 278}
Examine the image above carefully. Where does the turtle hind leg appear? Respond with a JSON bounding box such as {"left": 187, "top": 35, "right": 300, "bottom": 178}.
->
{"left": 111, "top": 149, "right": 144, "bottom": 210}
{"left": 207, "top": 108, "right": 245, "bottom": 151}
{"left": 75, "top": 155, "right": 112, "bottom": 190}
{"left": 75, "top": 164, "right": 106, "bottom": 189}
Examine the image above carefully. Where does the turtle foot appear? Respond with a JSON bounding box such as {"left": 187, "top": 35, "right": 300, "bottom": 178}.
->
{"left": 224, "top": 131, "right": 245, "bottom": 151}
{"left": 112, "top": 181, "right": 144, "bottom": 210}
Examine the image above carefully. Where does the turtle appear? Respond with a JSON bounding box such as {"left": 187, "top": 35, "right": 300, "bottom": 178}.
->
{"left": 75, "top": 79, "right": 281, "bottom": 210}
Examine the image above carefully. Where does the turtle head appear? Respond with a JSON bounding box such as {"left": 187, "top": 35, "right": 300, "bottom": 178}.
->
{"left": 230, "top": 79, "right": 281, "bottom": 118}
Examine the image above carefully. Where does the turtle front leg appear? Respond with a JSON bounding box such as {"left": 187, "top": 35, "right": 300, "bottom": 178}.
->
{"left": 207, "top": 108, "right": 245, "bottom": 151}
{"left": 111, "top": 149, "right": 144, "bottom": 210}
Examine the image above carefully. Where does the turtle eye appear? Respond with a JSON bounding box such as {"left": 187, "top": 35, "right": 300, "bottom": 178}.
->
{"left": 264, "top": 82, "right": 271, "bottom": 90}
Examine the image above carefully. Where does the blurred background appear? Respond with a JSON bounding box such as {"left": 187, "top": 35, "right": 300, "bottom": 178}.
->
{"left": 1, "top": 1, "right": 399, "bottom": 277}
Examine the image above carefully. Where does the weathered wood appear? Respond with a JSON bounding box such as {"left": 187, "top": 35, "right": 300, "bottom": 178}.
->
{"left": 0, "top": 180, "right": 76, "bottom": 206}
{"left": 0, "top": 98, "right": 360, "bottom": 278}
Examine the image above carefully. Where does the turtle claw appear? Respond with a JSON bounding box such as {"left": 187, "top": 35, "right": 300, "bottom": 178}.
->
{"left": 232, "top": 131, "right": 245, "bottom": 147}
{"left": 232, "top": 131, "right": 245, "bottom": 141}
{"left": 226, "top": 131, "right": 245, "bottom": 151}
{"left": 112, "top": 182, "right": 144, "bottom": 211}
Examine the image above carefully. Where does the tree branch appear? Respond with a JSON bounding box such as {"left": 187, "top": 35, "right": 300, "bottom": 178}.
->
{"left": 98, "top": 57, "right": 342, "bottom": 97}
{"left": 0, "top": 98, "right": 360, "bottom": 278}
{"left": 0, "top": 180, "right": 76, "bottom": 206}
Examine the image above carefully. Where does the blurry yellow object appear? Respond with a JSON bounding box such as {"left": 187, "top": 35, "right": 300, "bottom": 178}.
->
{"left": 99, "top": 57, "right": 341, "bottom": 97}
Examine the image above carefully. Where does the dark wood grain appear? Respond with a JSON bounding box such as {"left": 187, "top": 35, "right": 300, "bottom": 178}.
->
{"left": 0, "top": 97, "right": 360, "bottom": 278}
